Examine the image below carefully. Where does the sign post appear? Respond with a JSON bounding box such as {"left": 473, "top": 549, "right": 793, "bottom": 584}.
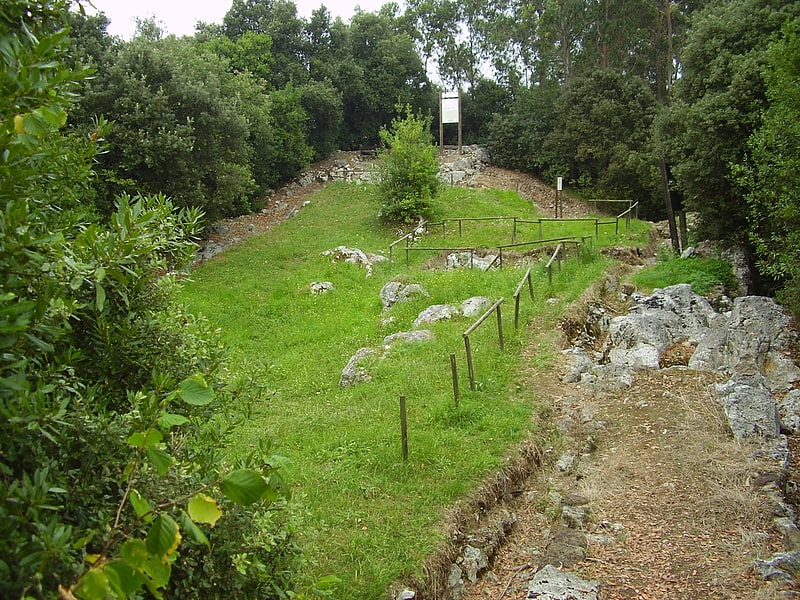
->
{"left": 440, "top": 91, "right": 462, "bottom": 154}
{"left": 556, "top": 176, "right": 563, "bottom": 218}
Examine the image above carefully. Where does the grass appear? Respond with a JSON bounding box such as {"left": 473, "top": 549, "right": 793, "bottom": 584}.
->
{"left": 177, "top": 182, "right": 646, "bottom": 597}
{"left": 632, "top": 251, "right": 736, "bottom": 295}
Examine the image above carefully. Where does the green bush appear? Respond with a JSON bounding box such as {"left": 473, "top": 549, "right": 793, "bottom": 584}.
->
{"left": 1, "top": 4, "right": 300, "bottom": 598}
{"left": 377, "top": 106, "right": 440, "bottom": 223}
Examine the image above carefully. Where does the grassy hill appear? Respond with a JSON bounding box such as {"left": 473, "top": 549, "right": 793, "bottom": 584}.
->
{"left": 177, "top": 182, "right": 650, "bottom": 597}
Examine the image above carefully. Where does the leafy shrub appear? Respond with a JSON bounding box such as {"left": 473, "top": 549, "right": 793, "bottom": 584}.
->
{"left": 377, "top": 106, "right": 440, "bottom": 223}
{"left": 1, "top": 4, "right": 302, "bottom": 598}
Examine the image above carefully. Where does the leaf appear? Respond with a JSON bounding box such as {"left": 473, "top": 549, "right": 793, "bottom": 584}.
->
{"left": 178, "top": 511, "right": 210, "bottom": 547}
{"left": 220, "top": 469, "right": 268, "bottom": 505}
{"left": 187, "top": 493, "right": 222, "bottom": 526}
{"left": 157, "top": 412, "right": 189, "bottom": 429}
{"left": 104, "top": 559, "right": 145, "bottom": 597}
{"left": 121, "top": 539, "right": 148, "bottom": 569}
{"left": 127, "top": 429, "right": 162, "bottom": 449}
{"left": 145, "top": 515, "right": 181, "bottom": 560}
{"left": 129, "top": 489, "right": 153, "bottom": 522}
{"left": 146, "top": 445, "right": 173, "bottom": 476}
{"left": 127, "top": 432, "right": 145, "bottom": 447}
{"left": 73, "top": 567, "right": 110, "bottom": 600}
{"left": 178, "top": 375, "right": 214, "bottom": 406}
{"left": 95, "top": 283, "right": 106, "bottom": 312}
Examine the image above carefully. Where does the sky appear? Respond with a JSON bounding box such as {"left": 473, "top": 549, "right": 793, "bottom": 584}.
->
{"left": 87, "top": 0, "right": 393, "bottom": 40}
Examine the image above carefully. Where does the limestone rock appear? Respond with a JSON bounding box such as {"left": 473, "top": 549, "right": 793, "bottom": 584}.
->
{"left": 413, "top": 304, "right": 461, "bottom": 329}
{"left": 339, "top": 347, "right": 380, "bottom": 387}
{"left": 777, "top": 389, "right": 800, "bottom": 434}
{"left": 309, "top": 281, "right": 334, "bottom": 295}
{"left": 461, "top": 296, "right": 493, "bottom": 317}
{"left": 383, "top": 330, "right": 435, "bottom": 346}
{"left": 323, "top": 246, "right": 386, "bottom": 277}
{"left": 380, "top": 281, "right": 430, "bottom": 310}
{"left": 713, "top": 374, "right": 781, "bottom": 440}
{"left": 527, "top": 565, "right": 599, "bottom": 599}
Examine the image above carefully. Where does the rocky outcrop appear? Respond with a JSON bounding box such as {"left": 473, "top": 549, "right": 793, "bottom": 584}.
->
{"left": 526, "top": 565, "right": 599, "bottom": 600}
{"left": 561, "top": 282, "right": 800, "bottom": 586}
{"left": 322, "top": 246, "right": 387, "bottom": 277}
{"left": 380, "top": 281, "right": 430, "bottom": 311}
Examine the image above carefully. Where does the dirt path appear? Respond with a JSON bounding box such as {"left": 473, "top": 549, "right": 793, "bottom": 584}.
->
{"left": 460, "top": 361, "right": 791, "bottom": 599}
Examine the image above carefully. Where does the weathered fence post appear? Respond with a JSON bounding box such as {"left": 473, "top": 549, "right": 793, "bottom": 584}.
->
{"left": 463, "top": 334, "right": 476, "bottom": 391}
{"left": 496, "top": 303, "right": 504, "bottom": 351}
{"left": 399, "top": 394, "right": 408, "bottom": 462}
{"left": 450, "top": 353, "right": 459, "bottom": 406}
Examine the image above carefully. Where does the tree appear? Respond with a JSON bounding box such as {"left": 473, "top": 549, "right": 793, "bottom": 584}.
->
{"left": 1, "top": 3, "right": 298, "bottom": 597}
{"left": 743, "top": 19, "right": 800, "bottom": 310}
{"left": 72, "top": 34, "right": 261, "bottom": 221}
{"left": 377, "top": 106, "right": 440, "bottom": 223}
{"left": 222, "top": 0, "right": 309, "bottom": 88}
{"left": 661, "top": 0, "right": 800, "bottom": 240}
{"left": 343, "top": 7, "right": 434, "bottom": 148}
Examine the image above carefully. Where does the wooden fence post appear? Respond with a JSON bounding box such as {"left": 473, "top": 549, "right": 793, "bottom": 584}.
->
{"left": 399, "top": 395, "right": 408, "bottom": 462}
{"left": 450, "top": 353, "right": 459, "bottom": 406}
{"left": 464, "top": 334, "right": 476, "bottom": 391}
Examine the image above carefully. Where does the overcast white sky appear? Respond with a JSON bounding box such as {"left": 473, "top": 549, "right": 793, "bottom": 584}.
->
{"left": 86, "top": 0, "right": 394, "bottom": 39}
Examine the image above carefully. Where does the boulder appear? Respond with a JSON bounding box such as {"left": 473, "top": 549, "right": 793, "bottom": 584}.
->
{"left": 777, "top": 389, "right": 800, "bottom": 434}
{"left": 339, "top": 347, "right": 380, "bottom": 387}
{"left": 461, "top": 296, "right": 493, "bottom": 317}
{"left": 689, "top": 296, "right": 798, "bottom": 385}
{"left": 383, "top": 330, "right": 435, "bottom": 346}
{"left": 309, "top": 281, "right": 334, "bottom": 295}
{"left": 322, "top": 246, "right": 386, "bottom": 277}
{"left": 446, "top": 252, "right": 498, "bottom": 271}
{"left": 413, "top": 304, "right": 461, "bottom": 329}
{"left": 380, "top": 281, "right": 430, "bottom": 310}
{"left": 713, "top": 374, "right": 781, "bottom": 440}
{"left": 526, "top": 565, "right": 599, "bottom": 600}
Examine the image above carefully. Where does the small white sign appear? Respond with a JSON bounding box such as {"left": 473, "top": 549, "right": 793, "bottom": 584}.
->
{"left": 441, "top": 92, "right": 460, "bottom": 124}
{"left": 557, "top": 177, "right": 563, "bottom": 191}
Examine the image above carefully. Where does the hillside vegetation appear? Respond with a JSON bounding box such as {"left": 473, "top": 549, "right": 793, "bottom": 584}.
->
{"left": 178, "top": 182, "right": 651, "bottom": 596}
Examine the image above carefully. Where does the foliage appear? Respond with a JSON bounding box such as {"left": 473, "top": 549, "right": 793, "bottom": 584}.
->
{"left": 71, "top": 34, "right": 261, "bottom": 221}
{"left": 1, "top": 3, "right": 300, "bottom": 598}
{"left": 659, "top": 0, "right": 800, "bottom": 241}
{"left": 488, "top": 72, "right": 663, "bottom": 220}
{"left": 742, "top": 19, "right": 800, "bottom": 312}
{"left": 632, "top": 255, "right": 736, "bottom": 296}
{"left": 377, "top": 106, "right": 441, "bottom": 223}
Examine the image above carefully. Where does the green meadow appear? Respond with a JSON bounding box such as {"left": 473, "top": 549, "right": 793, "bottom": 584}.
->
{"left": 178, "top": 182, "right": 649, "bottom": 597}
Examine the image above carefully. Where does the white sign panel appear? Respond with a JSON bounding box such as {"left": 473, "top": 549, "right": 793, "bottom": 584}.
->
{"left": 557, "top": 177, "right": 563, "bottom": 191}
{"left": 441, "top": 92, "right": 460, "bottom": 124}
